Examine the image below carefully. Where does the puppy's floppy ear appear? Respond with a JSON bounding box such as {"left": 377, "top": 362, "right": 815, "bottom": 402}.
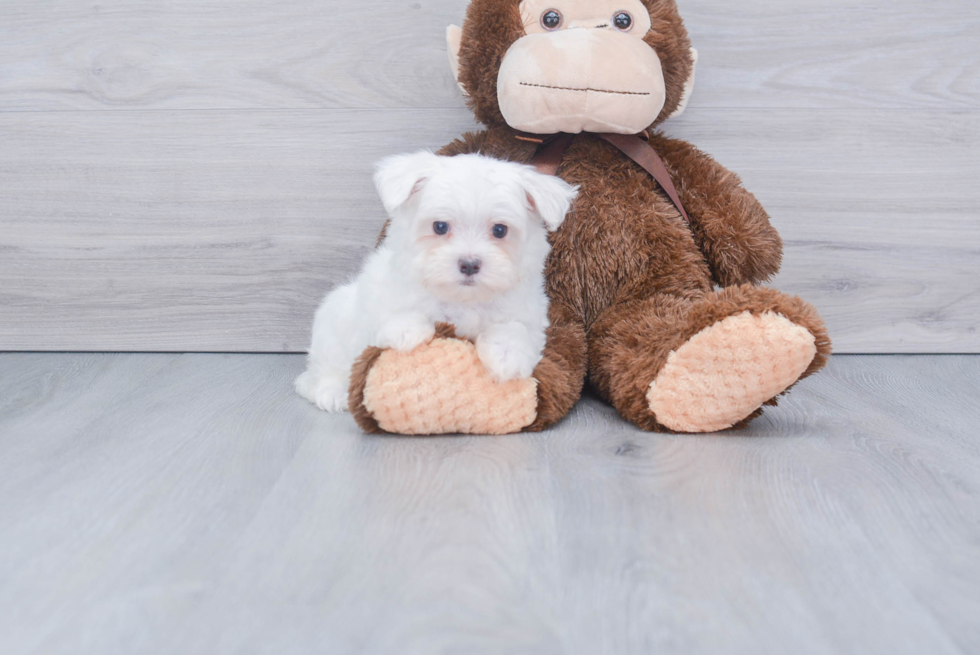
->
{"left": 519, "top": 168, "right": 579, "bottom": 232}
{"left": 374, "top": 150, "right": 444, "bottom": 214}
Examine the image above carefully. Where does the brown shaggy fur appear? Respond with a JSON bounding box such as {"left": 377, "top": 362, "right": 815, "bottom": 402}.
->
{"left": 350, "top": 0, "right": 831, "bottom": 433}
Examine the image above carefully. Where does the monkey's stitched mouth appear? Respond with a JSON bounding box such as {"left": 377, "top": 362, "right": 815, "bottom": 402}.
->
{"left": 519, "top": 82, "right": 650, "bottom": 96}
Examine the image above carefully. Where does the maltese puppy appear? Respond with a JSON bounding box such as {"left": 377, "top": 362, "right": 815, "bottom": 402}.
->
{"left": 295, "top": 150, "right": 578, "bottom": 412}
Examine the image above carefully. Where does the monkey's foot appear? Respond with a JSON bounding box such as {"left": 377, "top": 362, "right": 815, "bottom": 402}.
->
{"left": 647, "top": 311, "right": 817, "bottom": 433}
{"left": 350, "top": 328, "right": 538, "bottom": 435}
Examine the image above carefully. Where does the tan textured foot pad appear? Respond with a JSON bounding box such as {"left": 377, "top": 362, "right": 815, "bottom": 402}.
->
{"left": 362, "top": 338, "right": 538, "bottom": 435}
{"left": 648, "top": 311, "right": 817, "bottom": 433}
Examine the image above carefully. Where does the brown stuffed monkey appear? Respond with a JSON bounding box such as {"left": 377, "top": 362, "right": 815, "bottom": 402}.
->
{"left": 349, "top": 0, "right": 831, "bottom": 435}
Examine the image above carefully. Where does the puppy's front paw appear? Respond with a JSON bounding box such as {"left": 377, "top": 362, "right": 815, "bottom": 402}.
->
{"left": 295, "top": 371, "right": 349, "bottom": 413}
{"left": 375, "top": 315, "right": 436, "bottom": 352}
{"left": 476, "top": 325, "right": 540, "bottom": 382}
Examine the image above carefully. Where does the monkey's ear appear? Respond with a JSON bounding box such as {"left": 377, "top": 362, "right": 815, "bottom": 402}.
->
{"left": 446, "top": 25, "right": 469, "bottom": 97}
{"left": 520, "top": 169, "right": 579, "bottom": 232}
{"left": 374, "top": 151, "right": 443, "bottom": 214}
{"left": 668, "top": 47, "right": 699, "bottom": 120}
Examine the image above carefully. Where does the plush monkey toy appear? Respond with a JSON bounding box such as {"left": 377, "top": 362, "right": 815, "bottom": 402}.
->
{"left": 349, "top": 0, "right": 831, "bottom": 435}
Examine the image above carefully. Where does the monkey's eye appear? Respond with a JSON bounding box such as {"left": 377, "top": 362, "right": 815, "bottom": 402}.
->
{"left": 541, "top": 9, "right": 563, "bottom": 31}
{"left": 492, "top": 224, "right": 508, "bottom": 239}
{"left": 433, "top": 221, "right": 450, "bottom": 235}
{"left": 613, "top": 11, "right": 633, "bottom": 31}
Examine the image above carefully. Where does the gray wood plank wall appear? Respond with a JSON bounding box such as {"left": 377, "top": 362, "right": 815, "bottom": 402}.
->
{"left": 1, "top": 0, "right": 977, "bottom": 353}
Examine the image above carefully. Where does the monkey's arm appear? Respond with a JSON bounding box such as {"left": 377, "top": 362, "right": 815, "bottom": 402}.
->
{"left": 649, "top": 132, "right": 783, "bottom": 287}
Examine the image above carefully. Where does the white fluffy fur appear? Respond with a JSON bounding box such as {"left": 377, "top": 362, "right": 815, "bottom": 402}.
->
{"left": 295, "top": 151, "right": 579, "bottom": 412}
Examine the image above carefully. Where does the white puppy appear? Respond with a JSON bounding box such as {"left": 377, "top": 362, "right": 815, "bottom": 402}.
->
{"left": 295, "top": 151, "right": 578, "bottom": 412}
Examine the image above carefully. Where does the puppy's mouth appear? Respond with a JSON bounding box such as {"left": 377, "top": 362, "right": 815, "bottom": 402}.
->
{"left": 460, "top": 279, "right": 477, "bottom": 287}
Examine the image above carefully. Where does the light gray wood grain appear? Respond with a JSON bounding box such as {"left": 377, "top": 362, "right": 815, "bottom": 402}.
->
{"left": 0, "top": 109, "right": 477, "bottom": 352}
{"left": 0, "top": 353, "right": 978, "bottom": 654}
{"left": 0, "top": 0, "right": 976, "bottom": 111}
{"left": 1, "top": 108, "right": 977, "bottom": 353}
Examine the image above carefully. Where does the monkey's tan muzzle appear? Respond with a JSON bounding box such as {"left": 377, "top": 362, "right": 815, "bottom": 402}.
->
{"left": 496, "top": 28, "right": 667, "bottom": 135}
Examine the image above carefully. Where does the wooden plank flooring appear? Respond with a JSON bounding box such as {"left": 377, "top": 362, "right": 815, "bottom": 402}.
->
{"left": 1, "top": 353, "right": 978, "bottom": 654}
{"left": 1, "top": 0, "right": 978, "bottom": 353}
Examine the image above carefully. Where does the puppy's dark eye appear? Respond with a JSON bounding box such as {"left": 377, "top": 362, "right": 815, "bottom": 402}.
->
{"left": 433, "top": 221, "right": 449, "bottom": 235}
{"left": 492, "top": 224, "right": 508, "bottom": 239}
{"left": 541, "top": 9, "right": 562, "bottom": 30}
{"left": 613, "top": 11, "right": 633, "bottom": 31}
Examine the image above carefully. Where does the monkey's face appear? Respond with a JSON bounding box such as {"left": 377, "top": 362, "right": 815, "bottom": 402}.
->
{"left": 498, "top": 0, "right": 664, "bottom": 134}
{"left": 449, "top": 0, "right": 696, "bottom": 134}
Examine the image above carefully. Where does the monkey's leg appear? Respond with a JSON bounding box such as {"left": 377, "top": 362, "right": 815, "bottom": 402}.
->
{"left": 348, "top": 303, "right": 587, "bottom": 435}
{"left": 588, "top": 285, "right": 831, "bottom": 432}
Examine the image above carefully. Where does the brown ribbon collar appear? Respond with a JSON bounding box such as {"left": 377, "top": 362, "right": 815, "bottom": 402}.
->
{"left": 525, "top": 131, "right": 691, "bottom": 226}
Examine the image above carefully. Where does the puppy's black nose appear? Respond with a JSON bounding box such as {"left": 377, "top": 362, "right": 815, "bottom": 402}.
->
{"left": 459, "top": 258, "right": 482, "bottom": 276}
